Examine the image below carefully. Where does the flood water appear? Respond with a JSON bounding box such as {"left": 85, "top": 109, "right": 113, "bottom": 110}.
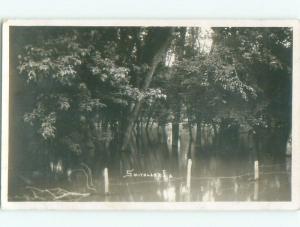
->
{"left": 12, "top": 123, "right": 291, "bottom": 202}
{"left": 82, "top": 123, "right": 291, "bottom": 202}
{"left": 87, "top": 159, "right": 291, "bottom": 202}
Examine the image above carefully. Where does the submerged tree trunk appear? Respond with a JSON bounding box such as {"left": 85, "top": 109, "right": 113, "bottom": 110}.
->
{"left": 136, "top": 120, "right": 141, "bottom": 151}
{"left": 145, "top": 102, "right": 155, "bottom": 132}
{"left": 172, "top": 103, "right": 181, "bottom": 158}
{"left": 212, "top": 123, "right": 219, "bottom": 149}
{"left": 172, "top": 122, "right": 179, "bottom": 156}
{"left": 121, "top": 28, "right": 174, "bottom": 152}
{"left": 196, "top": 119, "right": 202, "bottom": 154}
{"left": 187, "top": 121, "right": 193, "bottom": 159}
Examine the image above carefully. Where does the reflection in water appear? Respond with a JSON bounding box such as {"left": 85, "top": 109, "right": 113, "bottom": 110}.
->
{"left": 77, "top": 162, "right": 290, "bottom": 203}
{"left": 79, "top": 123, "right": 292, "bottom": 202}
{"left": 14, "top": 123, "right": 291, "bottom": 202}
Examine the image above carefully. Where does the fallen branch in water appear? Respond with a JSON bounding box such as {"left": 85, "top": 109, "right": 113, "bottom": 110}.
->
{"left": 26, "top": 186, "right": 90, "bottom": 201}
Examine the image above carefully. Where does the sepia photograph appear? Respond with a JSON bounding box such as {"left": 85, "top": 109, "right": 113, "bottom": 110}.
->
{"left": 1, "top": 20, "right": 299, "bottom": 209}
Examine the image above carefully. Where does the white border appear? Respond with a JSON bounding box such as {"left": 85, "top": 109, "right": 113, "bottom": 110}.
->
{"left": 2, "top": 19, "right": 300, "bottom": 210}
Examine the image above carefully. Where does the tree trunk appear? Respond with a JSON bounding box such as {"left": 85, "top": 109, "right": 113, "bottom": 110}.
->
{"left": 136, "top": 120, "right": 141, "bottom": 151}
{"left": 172, "top": 103, "right": 181, "bottom": 158}
{"left": 121, "top": 28, "right": 174, "bottom": 151}
{"left": 187, "top": 121, "right": 193, "bottom": 159}
{"left": 172, "top": 122, "right": 179, "bottom": 156}
{"left": 145, "top": 103, "right": 155, "bottom": 132}
{"left": 196, "top": 119, "right": 202, "bottom": 153}
{"left": 162, "top": 125, "right": 170, "bottom": 156}
{"left": 145, "top": 121, "right": 152, "bottom": 146}
{"left": 212, "top": 123, "right": 218, "bottom": 148}
{"left": 171, "top": 106, "right": 181, "bottom": 174}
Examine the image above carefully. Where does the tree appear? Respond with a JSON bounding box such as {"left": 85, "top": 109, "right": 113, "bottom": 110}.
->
{"left": 120, "top": 28, "right": 174, "bottom": 151}
{"left": 210, "top": 27, "right": 292, "bottom": 157}
{"left": 13, "top": 27, "right": 175, "bottom": 178}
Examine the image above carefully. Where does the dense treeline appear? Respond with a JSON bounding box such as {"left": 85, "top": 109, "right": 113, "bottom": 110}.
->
{"left": 9, "top": 26, "right": 292, "bottom": 190}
